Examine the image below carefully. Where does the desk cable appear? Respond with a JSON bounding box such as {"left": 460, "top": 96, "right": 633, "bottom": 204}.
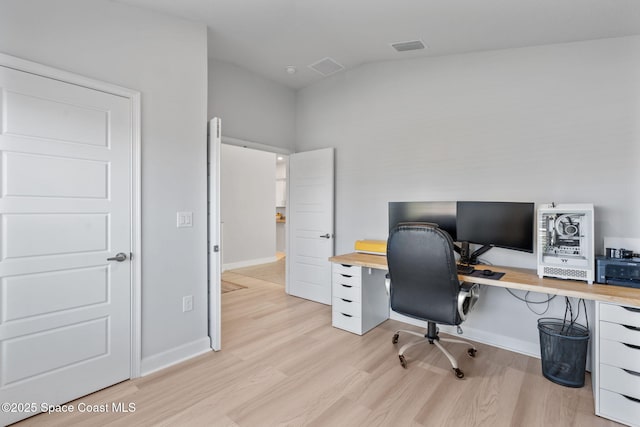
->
{"left": 476, "top": 258, "right": 558, "bottom": 315}
{"left": 562, "top": 297, "right": 589, "bottom": 331}
{"left": 505, "top": 288, "right": 557, "bottom": 315}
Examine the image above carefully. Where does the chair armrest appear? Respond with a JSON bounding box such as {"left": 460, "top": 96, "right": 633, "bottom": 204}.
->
{"left": 460, "top": 282, "right": 477, "bottom": 292}
{"left": 457, "top": 282, "right": 480, "bottom": 321}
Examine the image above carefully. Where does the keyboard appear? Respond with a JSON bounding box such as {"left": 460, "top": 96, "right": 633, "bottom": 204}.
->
{"left": 457, "top": 264, "right": 475, "bottom": 274}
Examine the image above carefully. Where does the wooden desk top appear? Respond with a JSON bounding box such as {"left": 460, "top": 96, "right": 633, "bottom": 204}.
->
{"left": 330, "top": 252, "right": 389, "bottom": 269}
{"left": 329, "top": 252, "right": 640, "bottom": 307}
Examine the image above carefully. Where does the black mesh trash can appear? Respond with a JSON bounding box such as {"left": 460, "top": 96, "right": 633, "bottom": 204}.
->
{"left": 537, "top": 318, "right": 590, "bottom": 388}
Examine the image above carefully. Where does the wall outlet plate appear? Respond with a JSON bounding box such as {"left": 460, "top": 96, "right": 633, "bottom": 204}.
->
{"left": 177, "top": 211, "right": 193, "bottom": 228}
{"left": 182, "top": 295, "right": 193, "bottom": 312}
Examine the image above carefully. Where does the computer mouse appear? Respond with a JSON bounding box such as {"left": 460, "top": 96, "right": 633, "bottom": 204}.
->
{"left": 482, "top": 269, "right": 493, "bottom": 276}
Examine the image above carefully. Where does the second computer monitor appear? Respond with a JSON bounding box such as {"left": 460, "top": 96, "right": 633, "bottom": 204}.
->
{"left": 456, "top": 201, "right": 534, "bottom": 253}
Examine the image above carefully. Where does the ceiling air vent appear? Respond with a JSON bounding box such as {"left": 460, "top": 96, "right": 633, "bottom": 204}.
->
{"left": 390, "top": 40, "right": 426, "bottom": 52}
{"left": 308, "top": 57, "right": 345, "bottom": 76}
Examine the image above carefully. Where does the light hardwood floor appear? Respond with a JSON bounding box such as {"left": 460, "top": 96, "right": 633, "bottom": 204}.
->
{"left": 14, "top": 263, "right": 619, "bottom": 426}
{"left": 226, "top": 257, "right": 286, "bottom": 286}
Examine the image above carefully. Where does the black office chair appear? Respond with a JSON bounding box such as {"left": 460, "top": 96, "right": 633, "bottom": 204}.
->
{"left": 386, "top": 222, "right": 480, "bottom": 378}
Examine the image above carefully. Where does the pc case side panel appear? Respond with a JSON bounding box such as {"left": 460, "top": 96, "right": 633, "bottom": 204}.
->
{"left": 537, "top": 204, "right": 594, "bottom": 284}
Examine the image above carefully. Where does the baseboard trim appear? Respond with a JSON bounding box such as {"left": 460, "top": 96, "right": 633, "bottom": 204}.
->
{"left": 389, "top": 311, "right": 540, "bottom": 359}
{"left": 223, "top": 256, "right": 278, "bottom": 272}
{"left": 140, "top": 337, "right": 211, "bottom": 376}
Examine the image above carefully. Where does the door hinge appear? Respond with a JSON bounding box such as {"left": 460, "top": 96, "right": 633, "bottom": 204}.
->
{"left": 130, "top": 252, "right": 133, "bottom": 260}
{"left": 213, "top": 245, "right": 220, "bottom": 252}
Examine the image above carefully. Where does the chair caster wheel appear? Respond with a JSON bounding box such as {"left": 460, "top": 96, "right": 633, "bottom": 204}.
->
{"left": 399, "top": 354, "right": 407, "bottom": 369}
{"left": 454, "top": 368, "right": 464, "bottom": 379}
{"left": 392, "top": 333, "right": 399, "bottom": 344}
{"left": 467, "top": 348, "right": 477, "bottom": 358}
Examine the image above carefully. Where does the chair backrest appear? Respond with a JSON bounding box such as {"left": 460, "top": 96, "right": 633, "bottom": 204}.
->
{"left": 387, "top": 222, "right": 461, "bottom": 325}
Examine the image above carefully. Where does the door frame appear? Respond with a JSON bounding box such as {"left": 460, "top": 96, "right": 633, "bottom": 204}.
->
{"left": 208, "top": 118, "right": 221, "bottom": 351}
{"left": 0, "top": 53, "right": 143, "bottom": 377}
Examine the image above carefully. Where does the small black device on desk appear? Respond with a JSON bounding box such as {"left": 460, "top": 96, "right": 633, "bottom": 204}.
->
{"left": 456, "top": 264, "right": 474, "bottom": 274}
{"left": 468, "top": 269, "right": 505, "bottom": 280}
{"left": 456, "top": 264, "right": 505, "bottom": 280}
{"left": 596, "top": 256, "right": 640, "bottom": 289}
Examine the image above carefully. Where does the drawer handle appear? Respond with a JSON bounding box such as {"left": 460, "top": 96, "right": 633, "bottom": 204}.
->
{"left": 340, "top": 274, "right": 353, "bottom": 278}
{"left": 622, "top": 343, "right": 640, "bottom": 350}
{"left": 341, "top": 298, "right": 352, "bottom": 303}
{"left": 623, "top": 306, "right": 640, "bottom": 313}
{"left": 622, "top": 368, "right": 640, "bottom": 377}
{"left": 340, "top": 264, "right": 352, "bottom": 268}
{"left": 622, "top": 324, "right": 640, "bottom": 331}
{"left": 341, "top": 313, "right": 353, "bottom": 318}
{"left": 341, "top": 284, "right": 353, "bottom": 288}
{"left": 621, "top": 394, "right": 640, "bottom": 404}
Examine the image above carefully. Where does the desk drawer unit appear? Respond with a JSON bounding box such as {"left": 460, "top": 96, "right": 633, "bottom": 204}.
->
{"left": 332, "top": 309, "right": 362, "bottom": 334}
{"left": 332, "top": 264, "right": 363, "bottom": 334}
{"left": 333, "top": 278, "right": 361, "bottom": 302}
{"left": 595, "top": 301, "right": 640, "bottom": 427}
{"left": 333, "top": 263, "right": 362, "bottom": 277}
{"left": 333, "top": 296, "right": 360, "bottom": 317}
{"left": 331, "top": 263, "right": 389, "bottom": 336}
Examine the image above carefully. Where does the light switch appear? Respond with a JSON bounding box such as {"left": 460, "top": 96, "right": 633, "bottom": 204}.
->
{"left": 177, "top": 211, "right": 193, "bottom": 228}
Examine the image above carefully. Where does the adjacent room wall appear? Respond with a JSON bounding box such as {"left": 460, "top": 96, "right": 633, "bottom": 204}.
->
{"left": 296, "top": 36, "right": 640, "bottom": 357}
{"left": 220, "top": 144, "right": 276, "bottom": 269}
{"left": 0, "top": 0, "right": 210, "bottom": 373}
{"left": 208, "top": 58, "right": 296, "bottom": 152}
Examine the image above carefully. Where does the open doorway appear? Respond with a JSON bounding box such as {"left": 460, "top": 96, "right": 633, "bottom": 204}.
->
{"left": 209, "top": 135, "right": 334, "bottom": 351}
{"left": 219, "top": 144, "right": 288, "bottom": 294}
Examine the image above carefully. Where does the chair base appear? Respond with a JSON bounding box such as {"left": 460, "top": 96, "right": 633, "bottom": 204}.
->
{"left": 392, "top": 322, "right": 476, "bottom": 379}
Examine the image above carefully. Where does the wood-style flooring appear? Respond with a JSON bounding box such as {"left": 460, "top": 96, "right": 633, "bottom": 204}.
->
{"left": 14, "top": 261, "right": 620, "bottom": 426}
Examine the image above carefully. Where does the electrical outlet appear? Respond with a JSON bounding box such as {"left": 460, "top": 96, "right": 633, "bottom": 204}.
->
{"left": 177, "top": 211, "right": 193, "bottom": 228}
{"left": 182, "top": 295, "right": 193, "bottom": 312}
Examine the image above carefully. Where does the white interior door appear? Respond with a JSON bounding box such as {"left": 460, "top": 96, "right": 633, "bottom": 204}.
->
{"left": 288, "top": 148, "right": 334, "bottom": 304}
{"left": 208, "top": 118, "right": 221, "bottom": 351}
{"left": 0, "top": 65, "right": 132, "bottom": 425}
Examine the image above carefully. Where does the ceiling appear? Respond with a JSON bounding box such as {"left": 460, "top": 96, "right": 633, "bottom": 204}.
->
{"left": 116, "top": 0, "right": 640, "bottom": 89}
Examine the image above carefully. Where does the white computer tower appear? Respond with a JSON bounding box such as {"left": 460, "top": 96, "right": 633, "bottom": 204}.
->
{"left": 537, "top": 203, "right": 594, "bottom": 284}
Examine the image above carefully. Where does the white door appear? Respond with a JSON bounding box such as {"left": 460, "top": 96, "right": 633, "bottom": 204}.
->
{"left": 0, "top": 65, "right": 132, "bottom": 425}
{"left": 288, "top": 148, "right": 334, "bottom": 304}
{"left": 208, "top": 118, "right": 221, "bottom": 351}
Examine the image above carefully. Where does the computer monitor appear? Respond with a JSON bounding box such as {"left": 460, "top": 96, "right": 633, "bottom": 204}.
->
{"left": 456, "top": 201, "right": 534, "bottom": 263}
{"left": 388, "top": 201, "right": 457, "bottom": 241}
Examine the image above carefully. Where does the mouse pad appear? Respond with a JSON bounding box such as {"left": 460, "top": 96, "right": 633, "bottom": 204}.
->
{"left": 468, "top": 270, "right": 504, "bottom": 280}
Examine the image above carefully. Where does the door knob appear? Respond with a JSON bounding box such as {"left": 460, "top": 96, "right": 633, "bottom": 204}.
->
{"left": 320, "top": 234, "right": 331, "bottom": 239}
{"left": 107, "top": 252, "right": 127, "bottom": 262}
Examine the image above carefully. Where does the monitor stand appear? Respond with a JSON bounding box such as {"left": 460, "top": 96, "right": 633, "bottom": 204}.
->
{"left": 456, "top": 241, "right": 471, "bottom": 265}
{"left": 469, "top": 245, "right": 492, "bottom": 265}
{"left": 456, "top": 242, "right": 493, "bottom": 265}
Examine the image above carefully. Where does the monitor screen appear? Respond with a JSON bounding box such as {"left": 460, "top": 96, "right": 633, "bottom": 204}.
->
{"left": 456, "top": 201, "right": 534, "bottom": 253}
{"left": 388, "top": 201, "right": 457, "bottom": 240}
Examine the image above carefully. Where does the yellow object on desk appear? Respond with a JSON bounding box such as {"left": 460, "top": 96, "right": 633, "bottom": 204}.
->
{"left": 354, "top": 240, "right": 387, "bottom": 255}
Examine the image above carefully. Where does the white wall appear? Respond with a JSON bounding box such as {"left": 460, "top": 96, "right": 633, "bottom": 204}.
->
{"left": 221, "top": 144, "right": 276, "bottom": 268}
{"left": 208, "top": 59, "right": 296, "bottom": 151}
{"left": 0, "top": 0, "right": 210, "bottom": 372}
{"left": 296, "top": 36, "right": 640, "bottom": 356}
